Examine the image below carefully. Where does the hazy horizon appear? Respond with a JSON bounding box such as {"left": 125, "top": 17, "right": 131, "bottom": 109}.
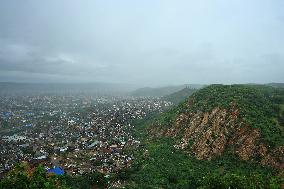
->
{"left": 0, "top": 0, "right": 284, "bottom": 86}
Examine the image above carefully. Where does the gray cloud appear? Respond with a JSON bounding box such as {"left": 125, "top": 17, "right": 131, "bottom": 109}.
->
{"left": 0, "top": 40, "right": 109, "bottom": 77}
{"left": 0, "top": 0, "right": 284, "bottom": 86}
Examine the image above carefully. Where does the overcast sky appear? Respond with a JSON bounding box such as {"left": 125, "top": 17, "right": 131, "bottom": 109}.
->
{"left": 0, "top": 0, "right": 283, "bottom": 86}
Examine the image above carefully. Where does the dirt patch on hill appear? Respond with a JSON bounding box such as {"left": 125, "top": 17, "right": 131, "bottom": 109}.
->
{"left": 149, "top": 106, "right": 284, "bottom": 170}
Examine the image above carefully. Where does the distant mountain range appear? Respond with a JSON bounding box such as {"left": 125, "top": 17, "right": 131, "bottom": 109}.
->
{"left": 0, "top": 82, "right": 137, "bottom": 95}
{"left": 130, "top": 84, "right": 204, "bottom": 97}
{"left": 162, "top": 87, "right": 198, "bottom": 104}
{"left": 1, "top": 82, "right": 283, "bottom": 97}
{"left": 267, "top": 83, "right": 284, "bottom": 88}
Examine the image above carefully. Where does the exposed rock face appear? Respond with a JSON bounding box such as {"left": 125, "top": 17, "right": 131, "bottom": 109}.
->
{"left": 149, "top": 105, "right": 284, "bottom": 170}
{"left": 260, "top": 146, "right": 284, "bottom": 170}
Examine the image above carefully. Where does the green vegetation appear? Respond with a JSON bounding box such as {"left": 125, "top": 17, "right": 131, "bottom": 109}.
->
{"left": 157, "top": 84, "right": 284, "bottom": 146}
{"left": 0, "top": 163, "right": 109, "bottom": 189}
{"left": 0, "top": 164, "right": 69, "bottom": 189}
{"left": 162, "top": 87, "right": 197, "bottom": 105}
{"left": 59, "top": 172, "right": 108, "bottom": 189}
{"left": 124, "top": 138, "right": 283, "bottom": 189}
{"left": 124, "top": 84, "right": 284, "bottom": 188}
{"left": 2, "top": 120, "right": 9, "bottom": 129}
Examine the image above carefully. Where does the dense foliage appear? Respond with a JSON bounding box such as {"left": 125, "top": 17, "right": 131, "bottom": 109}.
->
{"left": 162, "top": 87, "right": 197, "bottom": 105}
{"left": 0, "top": 164, "right": 69, "bottom": 189}
{"left": 157, "top": 84, "right": 284, "bottom": 146}
{"left": 59, "top": 172, "right": 108, "bottom": 189}
{"left": 0, "top": 163, "right": 109, "bottom": 189}
{"left": 124, "top": 138, "right": 283, "bottom": 189}
{"left": 123, "top": 84, "right": 284, "bottom": 188}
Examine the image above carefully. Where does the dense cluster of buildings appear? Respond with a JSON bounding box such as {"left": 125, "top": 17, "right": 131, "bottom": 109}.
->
{"left": 0, "top": 94, "right": 172, "bottom": 177}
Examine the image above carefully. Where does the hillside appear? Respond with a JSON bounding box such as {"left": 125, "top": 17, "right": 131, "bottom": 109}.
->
{"left": 162, "top": 87, "right": 198, "bottom": 105}
{"left": 122, "top": 84, "right": 284, "bottom": 188}
{"left": 130, "top": 84, "right": 203, "bottom": 97}
{"left": 149, "top": 84, "right": 284, "bottom": 168}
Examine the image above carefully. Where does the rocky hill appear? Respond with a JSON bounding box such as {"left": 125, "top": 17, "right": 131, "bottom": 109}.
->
{"left": 148, "top": 84, "right": 284, "bottom": 170}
